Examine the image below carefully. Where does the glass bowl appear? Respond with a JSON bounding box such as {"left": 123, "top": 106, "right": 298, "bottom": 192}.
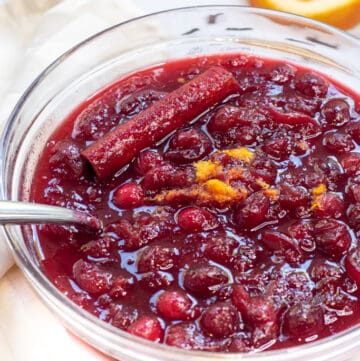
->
{"left": 2, "top": 5, "right": 360, "bottom": 361}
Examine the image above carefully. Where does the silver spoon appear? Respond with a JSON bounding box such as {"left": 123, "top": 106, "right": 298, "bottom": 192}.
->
{"left": 0, "top": 201, "right": 102, "bottom": 232}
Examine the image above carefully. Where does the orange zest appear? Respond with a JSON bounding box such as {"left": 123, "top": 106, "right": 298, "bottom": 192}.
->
{"left": 249, "top": 0, "right": 360, "bottom": 29}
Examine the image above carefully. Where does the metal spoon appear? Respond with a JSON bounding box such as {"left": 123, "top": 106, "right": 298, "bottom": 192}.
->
{"left": 0, "top": 201, "right": 102, "bottom": 232}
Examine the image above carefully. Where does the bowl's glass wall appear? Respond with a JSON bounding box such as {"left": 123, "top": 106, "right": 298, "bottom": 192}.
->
{"left": 2, "top": 6, "right": 360, "bottom": 361}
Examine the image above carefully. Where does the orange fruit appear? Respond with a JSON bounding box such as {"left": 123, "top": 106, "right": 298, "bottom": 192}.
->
{"left": 249, "top": 0, "right": 360, "bottom": 29}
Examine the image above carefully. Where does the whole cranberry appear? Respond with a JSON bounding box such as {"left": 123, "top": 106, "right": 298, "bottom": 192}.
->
{"left": 322, "top": 99, "right": 350, "bottom": 126}
{"left": 346, "top": 177, "right": 360, "bottom": 202}
{"left": 308, "top": 258, "right": 344, "bottom": 282}
{"left": 288, "top": 220, "right": 315, "bottom": 252}
{"left": 109, "top": 275, "right": 134, "bottom": 299}
{"left": 279, "top": 183, "right": 309, "bottom": 209}
{"left": 128, "top": 316, "right": 163, "bottom": 342}
{"left": 200, "top": 302, "right": 239, "bottom": 337}
{"left": 312, "top": 193, "right": 344, "bottom": 219}
{"left": 183, "top": 264, "right": 229, "bottom": 296}
{"left": 295, "top": 72, "right": 328, "bottom": 98}
{"left": 261, "top": 230, "right": 299, "bottom": 253}
{"left": 156, "top": 290, "right": 193, "bottom": 320}
{"left": 263, "top": 136, "right": 290, "bottom": 160}
{"left": 208, "top": 106, "right": 252, "bottom": 133}
{"left": 235, "top": 192, "right": 270, "bottom": 229}
{"left": 245, "top": 297, "right": 277, "bottom": 325}
{"left": 347, "top": 122, "right": 360, "bottom": 144}
{"left": 139, "top": 271, "right": 173, "bottom": 291}
{"left": 323, "top": 132, "right": 354, "bottom": 153}
{"left": 142, "top": 164, "right": 193, "bottom": 191}
{"left": 177, "top": 207, "right": 219, "bottom": 233}
{"left": 112, "top": 183, "right": 144, "bottom": 209}
{"left": 345, "top": 248, "right": 360, "bottom": 285}
{"left": 314, "top": 219, "right": 351, "bottom": 259}
{"left": 347, "top": 204, "right": 360, "bottom": 230}
{"left": 268, "top": 64, "right": 296, "bottom": 84}
{"left": 228, "top": 338, "right": 250, "bottom": 352}
{"left": 137, "top": 246, "right": 179, "bottom": 273}
{"left": 283, "top": 303, "right": 324, "bottom": 338}
{"left": 341, "top": 153, "right": 360, "bottom": 176}
{"left": 73, "top": 260, "right": 112, "bottom": 294}
{"left": 49, "top": 140, "right": 84, "bottom": 177}
{"left": 165, "top": 323, "right": 204, "bottom": 350}
{"left": 164, "top": 128, "right": 212, "bottom": 163}
{"left": 110, "top": 305, "right": 138, "bottom": 330}
{"left": 135, "top": 150, "right": 165, "bottom": 175}
{"left": 202, "top": 234, "right": 239, "bottom": 264}
{"left": 81, "top": 236, "right": 116, "bottom": 259}
{"left": 250, "top": 157, "right": 277, "bottom": 184}
{"left": 231, "top": 284, "right": 250, "bottom": 314}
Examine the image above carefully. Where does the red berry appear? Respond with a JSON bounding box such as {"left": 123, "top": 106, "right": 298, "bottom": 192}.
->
{"left": 283, "top": 303, "right": 324, "bottom": 338}
{"left": 268, "top": 64, "right": 296, "bottom": 84}
{"left": 200, "top": 302, "right": 239, "bottom": 337}
{"left": 235, "top": 192, "right": 270, "bottom": 229}
{"left": 346, "top": 177, "right": 360, "bottom": 202}
{"left": 309, "top": 258, "right": 344, "bottom": 282}
{"left": 113, "top": 183, "right": 144, "bottom": 209}
{"left": 312, "top": 193, "right": 344, "bottom": 219}
{"left": 231, "top": 284, "right": 250, "bottom": 314}
{"left": 135, "top": 150, "right": 165, "bottom": 175}
{"left": 279, "top": 183, "right": 309, "bottom": 209}
{"left": 341, "top": 153, "right": 360, "bottom": 176}
{"left": 345, "top": 248, "right": 360, "bottom": 285}
{"left": 73, "top": 260, "right": 112, "bottom": 294}
{"left": 81, "top": 236, "right": 116, "bottom": 258}
{"left": 110, "top": 305, "right": 138, "bottom": 330}
{"left": 208, "top": 106, "right": 252, "bottom": 132}
{"left": 165, "top": 128, "right": 212, "bottom": 163}
{"left": 202, "top": 234, "right": 238, "bottom": 264}
{"left": 322, "top": 99, "right": 350, "bottom": 126}
{"left": 323, "top": 132, "right": 354, "bottom": 153}
{"left": 314, "top": 219, "right": 351, "bottom": 259}
{"left": 245, "top": 297, "right": 277, "bottom": 325}
{"left": 109, "top": 275, "right": 134, "bottom": 299}
{"left": 347, "top": 122, "right": 360, "bottom": 144}
{"left": 177, "top": 207, "right": 219, "bottom": 233}
{"left": 142, "top": 164, "right": 193, "bottom": 191}
{"left": 295, "top": 72, "right": 328, "bottom": 97}
{"left": 347, "top": 203, "right": 360, "bottom": 230}
{"left": 137, "top": 246, "right": 179, "bottom": 273}
{"left": 128, "top": 316, "right": 163, "bottom": 342}
{"left": 183, "top": 264, "right": 229, "bottom": 296}
{"left": 156, "top": 290, "right": 193, "bottom": 320}
{"left": 49, "top": 140, "right": 84, "bottom": 177}
{"left": 250, "top": 157, "right": 277, "bottom": 184}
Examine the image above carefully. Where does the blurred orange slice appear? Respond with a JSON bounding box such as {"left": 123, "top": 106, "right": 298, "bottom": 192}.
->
{"left": 249, "top": 0, "right": 360, "bottom": 29}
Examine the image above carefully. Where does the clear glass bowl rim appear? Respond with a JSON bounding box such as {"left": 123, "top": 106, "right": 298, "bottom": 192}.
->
{"left": 1, "top": 5, "right": 360, "bottom": 360}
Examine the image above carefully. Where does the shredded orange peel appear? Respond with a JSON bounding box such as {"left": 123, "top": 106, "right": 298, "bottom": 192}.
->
{"left": 311, "top": 183, "right": 327, "bottom": 211}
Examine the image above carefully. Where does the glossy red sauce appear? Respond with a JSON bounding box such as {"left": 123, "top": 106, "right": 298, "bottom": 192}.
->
{"left": 30, "top": 53, "right": 360, "bottom": 352}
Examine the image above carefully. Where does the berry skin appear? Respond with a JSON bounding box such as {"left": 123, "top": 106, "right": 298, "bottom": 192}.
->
{"left": 314, "top": 219, "right": 351, "bottom": 259}
{"left": 200, "top": 302, "right": 239, "bottom": 337}
{"left": 128, "top": 316, "right": 163, "bottom": 342}
{"left": 283, "top": 303, "right": 324, "bottom": 338}
{"left": 345, "top": 248, "right": 360, "bottom": 285}
{"left": 177, "top": 207, "right": 219, "bottom": 233}
{"left": 113, "top": 183, "right": 144, "bottom": 209}
{"left": 156, "top": 290, "right": 193, "bottom": 320}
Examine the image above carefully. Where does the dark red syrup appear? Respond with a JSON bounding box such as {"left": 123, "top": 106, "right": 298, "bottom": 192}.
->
{"left": 30, "top": 53, "right": 360, "bottom": 352}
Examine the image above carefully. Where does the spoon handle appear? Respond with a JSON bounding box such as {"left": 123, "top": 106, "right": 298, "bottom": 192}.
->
{"left": 0, "top": 201, "right": 101, "bottom": 231}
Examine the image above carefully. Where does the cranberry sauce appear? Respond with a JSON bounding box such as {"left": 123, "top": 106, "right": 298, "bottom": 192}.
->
{"left": 31, "top": 53, "right": 360, "bottom": 352}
